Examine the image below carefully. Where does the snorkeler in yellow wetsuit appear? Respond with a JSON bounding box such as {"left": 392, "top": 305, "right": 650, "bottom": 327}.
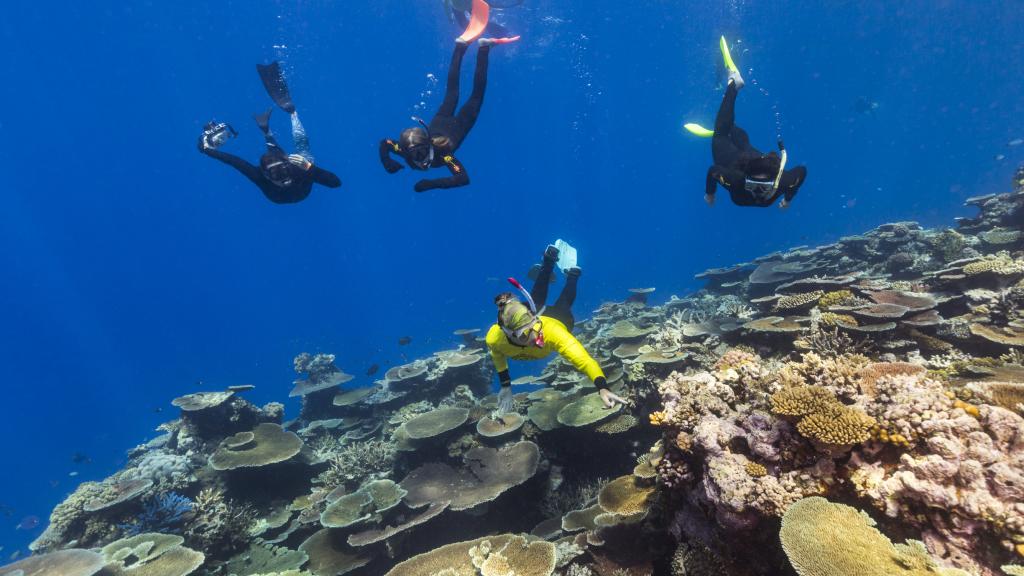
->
{"left": 485, "top": 246, "right": 627, "bottom": 414}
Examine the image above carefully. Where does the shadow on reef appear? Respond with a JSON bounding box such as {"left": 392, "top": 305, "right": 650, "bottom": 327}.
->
{"left": 8, "top": 169, "right": 1024, "bottom": 576}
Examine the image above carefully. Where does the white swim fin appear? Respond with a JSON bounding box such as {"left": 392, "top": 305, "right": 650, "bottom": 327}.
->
{"left": 553, "top": 239, "right": 577, "bottom": 273}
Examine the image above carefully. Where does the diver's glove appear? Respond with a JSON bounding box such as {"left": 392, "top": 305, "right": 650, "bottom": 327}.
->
{"left": 704, "top": 193, "right": 716, "bottom": 207}
{"left": 496, "top": 384, "right": 516, "bottom": 416}
{"left": 288, "top": 154, "right": 312, "bottom": 171}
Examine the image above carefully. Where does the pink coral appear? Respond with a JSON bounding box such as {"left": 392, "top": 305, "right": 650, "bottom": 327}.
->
{"left": 850, "top": 404, "right": 1024, "bottom": 575}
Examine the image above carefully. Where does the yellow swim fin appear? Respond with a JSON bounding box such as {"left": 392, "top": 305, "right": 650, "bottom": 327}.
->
{"left": 720, "top": 35, "right": 739, "bottom": 74}
{"left": 684, "top": 123, "right": 715, "bottom": 138}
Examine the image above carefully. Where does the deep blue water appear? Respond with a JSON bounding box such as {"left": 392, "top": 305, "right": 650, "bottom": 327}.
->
{"left": 1, "top": 0, "right": 1022, "bottom": 555}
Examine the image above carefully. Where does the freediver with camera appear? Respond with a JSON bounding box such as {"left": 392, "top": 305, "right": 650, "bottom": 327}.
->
{"left": 198, "top": 62, "right": 340, "bottom": 204}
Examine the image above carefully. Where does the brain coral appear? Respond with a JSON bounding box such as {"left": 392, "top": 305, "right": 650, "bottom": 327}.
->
{"left": 780, "top": 497, "right": 969, "bottom": 576}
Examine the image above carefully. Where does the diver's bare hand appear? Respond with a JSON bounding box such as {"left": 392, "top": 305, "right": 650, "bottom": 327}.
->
{"left": 288, "top": 154, "right": 312, "bottom": 171}
{"left": 779, "top": 199, "right": 791, "bottom": 210}
{"left": 704, "top": 194, "right": 715, "bottom": 207}
{"left": 599, "top": 389, "right": 627, "bottom": 408}
{"left": 496, "top": 386, "right": 516, "bottom": 416}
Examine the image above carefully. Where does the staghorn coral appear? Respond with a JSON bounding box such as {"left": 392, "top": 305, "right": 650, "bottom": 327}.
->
{"left": 780, "top": 352, "right": 869, "bottom": 399}
{"left": 183, "top": 487, "right": 256, "bottom": 556}
{"left": 315, "top": 438, "right": 397, "bottom": 487}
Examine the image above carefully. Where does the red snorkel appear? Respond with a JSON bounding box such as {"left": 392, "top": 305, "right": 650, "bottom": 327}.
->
{"left": 507, "top": 278, "right": 545, "bottom": 347}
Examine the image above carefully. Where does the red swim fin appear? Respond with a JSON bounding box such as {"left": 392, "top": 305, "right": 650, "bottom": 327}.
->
{"left": 458, "top": 0, "right": 490, "bottom": 44}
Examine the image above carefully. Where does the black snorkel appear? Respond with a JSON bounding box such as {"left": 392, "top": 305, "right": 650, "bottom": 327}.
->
{"left": 408, "top": 116, "right": 435, "bottom": 170}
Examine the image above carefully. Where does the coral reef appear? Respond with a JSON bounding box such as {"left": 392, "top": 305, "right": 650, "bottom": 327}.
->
{"left": 12, "top": 173, "right": 1024, "bottom": 576}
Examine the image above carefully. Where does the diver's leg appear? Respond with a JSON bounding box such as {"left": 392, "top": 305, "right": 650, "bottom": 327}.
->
{"left": 290, "top": 112, "right": 313, "bottom": 162}
{"left": 529, "top": 247, "right": 558, "bottom": 308}
{"left": 714, "top": 81, "right": 738, "bottom": 134}
{"left": 553, "top": 270, "right": 579, "bottom": 311}
{"left": 254, "top": 109, "right": 283, "bottom": 151}
{"left": 437, "top": 42, "right": 470, "bottom": 119}
{"left": 453, "top": 45, "right": 490, "bottom": 140}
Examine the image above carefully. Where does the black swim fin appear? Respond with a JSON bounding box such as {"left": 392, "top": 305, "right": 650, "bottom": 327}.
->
{"left": 256, "top": 62, "right": 296, "bottom": 114}
{"left": 253, "top": 107, "right": 272, "bottom": 133}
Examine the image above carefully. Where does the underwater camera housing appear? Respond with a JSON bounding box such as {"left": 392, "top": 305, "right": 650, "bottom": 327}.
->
{"left": 202, "top": 121, "right": 238, "bottom": 150}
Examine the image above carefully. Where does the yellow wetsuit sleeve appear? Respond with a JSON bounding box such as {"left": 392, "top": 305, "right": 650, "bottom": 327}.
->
{"left": 485, "top": 324, "right": 510, "bottom": 373}
{"left": 545, "top": 321, "right": 605, "bottom": 382}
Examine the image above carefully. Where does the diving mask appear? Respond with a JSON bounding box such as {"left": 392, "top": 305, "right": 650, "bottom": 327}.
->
{"left": 263, "top": 158, "right": 293, "bottom": 187}
{"left": 500, "top": 278, "right": 546, "bottom": 347}
{"left": 744, "top": 178, "right": 776, "bottom": 199}
{"left": 408, "top": 116, "right": 435, "bottom": 169}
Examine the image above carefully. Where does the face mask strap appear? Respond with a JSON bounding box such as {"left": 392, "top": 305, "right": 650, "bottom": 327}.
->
{"left": 410, "top": 116, "right": 435, "bottom": 168}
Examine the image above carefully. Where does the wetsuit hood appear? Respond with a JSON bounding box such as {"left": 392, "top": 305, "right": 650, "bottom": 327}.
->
{"left": 400, "top": 126, "right": 433, "bottom": 169}
{"left": 746, "top": 153, "right": 781, "bottom": 181}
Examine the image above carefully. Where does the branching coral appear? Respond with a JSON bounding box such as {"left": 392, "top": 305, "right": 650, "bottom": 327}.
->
{"left": 315, "top": 439, "right": 397, "bottom": 487}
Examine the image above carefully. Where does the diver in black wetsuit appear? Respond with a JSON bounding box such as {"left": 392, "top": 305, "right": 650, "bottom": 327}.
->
{"left": 705, "top": 80, "right": 807, "bottom": 209}
{"left": 198, "top": 62, "right": 341, "bottom": 204}
{"left": 379, "top": 37, "right": 515, "bottom": 192}
{"left": 703, "top": 40, "right": 806, "bottom": 209}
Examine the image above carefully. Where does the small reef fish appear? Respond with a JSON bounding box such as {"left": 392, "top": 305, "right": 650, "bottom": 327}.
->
{"left": 398, "top": 337, "right": 413, "bottom": 346}
{"left": 69, "top": 471, "right": 79, "bottom": 477}
{"left": 1008, "top": 138, "right": 1023, "bottom": 147}
{"left": 9, "top": 551, "right": 20, "bottom": 561}
{"left": 366, "top": 364, "right": 380, "bottom": 376}
{"left": 15, "top": 516, "right": 39, "bottom": 531}
{"left": 72, "top": 452, "right": 91, "bottom": 465}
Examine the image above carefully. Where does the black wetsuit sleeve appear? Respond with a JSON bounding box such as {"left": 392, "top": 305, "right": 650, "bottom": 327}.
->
{"left": 498, "top": 369, "right": 512, "bottom": 388}
{"left": 379, "top": 139, "right": 404, "bottom": 173}
{"left": 310, "top": 165, "right": 341, "bottom": 188}
{"left": 201, "top": 145, "right": 266, "bottom": 189}
{"left": 707, "top": 165, "right": 743, "bottom": 196}
{"left": 413, "top": 154, "right": 470, "bottom": 192}
{"left": 781, "top": 166, "right": 807, "bottom": 202}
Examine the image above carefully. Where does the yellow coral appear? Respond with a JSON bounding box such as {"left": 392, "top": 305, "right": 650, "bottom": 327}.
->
{"left": 649, "top": 411, "right": 667, "bottom": 426}
{"left": 820, "top": 312, "right": 857, "bottom": 327}
{"left": 796, "top": 406, "right": 875, "bottom": 448}
{"left": 952, "top": 399, "right": 980, "bottom": 418}
{"left": 745, "top": 461, "right": 768, "bottom": 477}
{"left": 770, "top": 386, "right": 837, "bottom": 417}
{"left": 818, "top": 290, "right": 856, "bottom": 309}
{"left": 781, "top": 497, "right": 971, "bottom": 576}
{"left": 964, "top": 256, "right": 1024, "bottom": 276}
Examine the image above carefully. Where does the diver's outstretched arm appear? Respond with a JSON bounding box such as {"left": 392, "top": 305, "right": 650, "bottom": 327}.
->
{"left": 311, "top": 166, "right": 342, "bottom": 188}
{"left": 413, "top": 154, "right": 469, "bottom": 192}
{"left": 707, "top": 165, "right": 743, "bottom": 196}
{"left": 200, "top": 141, "right": 265, "bottom": 188}
{"left": 780, "top": 166, "right": 807, "bottom": 203}
{"left": 379, "top": 139, "right": 405, "bottom": 173}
